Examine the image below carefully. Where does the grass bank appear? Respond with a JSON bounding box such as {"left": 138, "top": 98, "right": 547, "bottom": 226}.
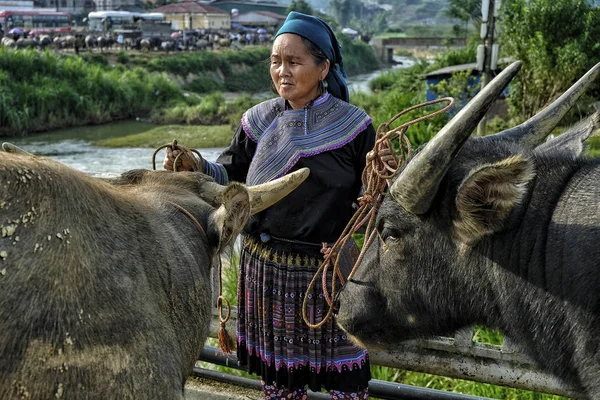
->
{"left": 95, "top": 124, "right": 232, "bottom": 148}
{"left": 0, "top": 48, "right": 183, "bottom": 136}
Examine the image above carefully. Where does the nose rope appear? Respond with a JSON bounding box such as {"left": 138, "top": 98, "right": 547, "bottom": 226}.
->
{"left": 166, "top": 200, "right": 207, "bottom": 239}
{"left": 301, "top": 97, "right": 455, "bottom": 329}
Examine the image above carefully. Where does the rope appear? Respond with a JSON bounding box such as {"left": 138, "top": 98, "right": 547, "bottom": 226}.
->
{"left": 216, "top": 256, "right": 236, "bottom": 354}
{"left": 302, "top": 97, "right": 455, "bottom": 329}
{"left": 165, "top": 200, "right": 207, "bottom": 239}
{"left": 152, "top": 139, "right": 204, "bottom": 172}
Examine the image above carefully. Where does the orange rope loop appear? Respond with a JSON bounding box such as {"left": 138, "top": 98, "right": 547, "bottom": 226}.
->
{"left": 301, "top": 97, "right": 455, "bottom": 329}
{"left": 216, "top": 255, "right": 235, "bottom": 354}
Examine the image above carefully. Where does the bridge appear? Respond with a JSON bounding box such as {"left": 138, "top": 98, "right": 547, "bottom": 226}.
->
{"left": 371, "top": 37, "right": 467, "bottom": 63}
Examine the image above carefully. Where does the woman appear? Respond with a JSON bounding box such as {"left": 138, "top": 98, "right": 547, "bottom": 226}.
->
{"left": 165, "top": 12, "right": 374, "bottom": 399}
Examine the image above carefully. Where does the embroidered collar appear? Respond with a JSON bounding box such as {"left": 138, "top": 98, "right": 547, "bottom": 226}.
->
{"left": 242, "top": 93, "right": 372, "bottom": 185}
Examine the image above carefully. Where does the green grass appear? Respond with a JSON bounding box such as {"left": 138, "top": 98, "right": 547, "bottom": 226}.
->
{"left": 94, "top": 124, "right": 234, "bottom": 148}
{"left": 0, "top": 48, "right": 184, "bottom": 136}
{"left": 371, "top": 368, "right": 567, "bottom": 400}
{"left": 587, "top": 136, "right": 600, "bottom": 158}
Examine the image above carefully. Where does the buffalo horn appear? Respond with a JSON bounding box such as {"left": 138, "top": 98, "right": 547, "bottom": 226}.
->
{"left": 201, "top": 168, "right": 310, "bottom": 215}
{"left": 389, "top": 61, "right": 522, "bottom": 214}
{"left": 246, "top": 168, "right": 309, "bottom": 215}
{"left": 495, "top": 62, "right": 600, "bottom": 147}
{"left": 2, "top": 142, "right": 33, "bottom": 156}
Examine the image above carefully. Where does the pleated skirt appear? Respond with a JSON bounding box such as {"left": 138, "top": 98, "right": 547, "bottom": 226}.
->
{"left": 236, "top": 235, "right": 371, "bottom": 393}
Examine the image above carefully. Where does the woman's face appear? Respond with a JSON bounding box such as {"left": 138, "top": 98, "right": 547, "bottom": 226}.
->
{"left": 270, "top": 33, "right": 330, "bottom": 110}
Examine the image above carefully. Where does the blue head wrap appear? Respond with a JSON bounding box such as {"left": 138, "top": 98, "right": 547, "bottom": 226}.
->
{"left": 275, "top": 12, "right": 349, "bottom": 102}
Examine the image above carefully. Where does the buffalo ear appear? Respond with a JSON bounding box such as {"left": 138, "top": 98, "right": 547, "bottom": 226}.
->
{"left": 210, "top": 182, "right": 250, "bottom": 249}
{"left": 454, "top": 154, "right": 534, "bottom": 245}
{"left": 104, "top": 169, "right": 149, "bottom": 185}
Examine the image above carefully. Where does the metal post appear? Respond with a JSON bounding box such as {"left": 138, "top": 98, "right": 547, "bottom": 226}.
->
{"left": 476, "top": 0, "right": 497, "bottom": 136}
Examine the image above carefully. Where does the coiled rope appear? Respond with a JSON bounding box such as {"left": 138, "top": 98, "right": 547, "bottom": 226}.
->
{"left": 302, "top": 97, "right": 455, "bottom": 329}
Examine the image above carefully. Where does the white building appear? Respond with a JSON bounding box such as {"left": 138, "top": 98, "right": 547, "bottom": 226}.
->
{"left": 0, "top": 0, "right": 34, "bottom": 10}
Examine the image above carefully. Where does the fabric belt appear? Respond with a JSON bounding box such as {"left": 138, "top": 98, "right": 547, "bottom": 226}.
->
{"left": 259, "top": 232, "right": 331, "bottom": 248}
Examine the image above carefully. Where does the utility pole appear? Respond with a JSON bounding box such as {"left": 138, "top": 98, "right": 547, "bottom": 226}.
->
{"left": 476, "top": 0, "right": 501, "bottom": 136}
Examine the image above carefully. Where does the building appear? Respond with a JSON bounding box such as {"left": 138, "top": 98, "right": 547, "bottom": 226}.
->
{"left": 152, "top": 1, "right": 229, "bottom": 30}
{"left": 7, "top": 0, "right": 94, "bottom": 14}
{"left": 206, "top": 0, "right": 287, "bottom": 17}
{"left": 92, "top": 0, "right": 136, "bottom": 12}
{"left": 232, "top": 10, "right": 284, "bottom": 30}
{"left": 0, "top": 0, "right": 34, "bottom": 10}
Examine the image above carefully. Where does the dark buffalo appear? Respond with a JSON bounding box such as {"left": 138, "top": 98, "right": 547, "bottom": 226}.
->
{"left": 337, "top": 61, "right": 600, "bottom": 397}
{"left": 0, "top": 145, "right": 308, "bottom": 399}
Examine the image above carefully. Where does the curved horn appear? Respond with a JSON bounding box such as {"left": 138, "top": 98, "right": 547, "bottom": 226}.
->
{"left": 495, "top": 62, "right": 600, "bottom": 148}
{"left": 390, "top": 61, "right": 522, "bottom": 214}
{"left": 200, "top": 168, "right": 310, "bottom": 215}
{"left": 247, "top": 167, "right": 309, "bottom": 215}
{"left": 2, "top": 142, "right": 33, "bottom": 156}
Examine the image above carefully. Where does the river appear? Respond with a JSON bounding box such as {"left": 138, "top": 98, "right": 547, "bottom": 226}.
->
{"left": 6, "top": 121, "right": 227, "bottom": 174}
{"left": 7, "top": 57, "right": 414, "bottom": 174}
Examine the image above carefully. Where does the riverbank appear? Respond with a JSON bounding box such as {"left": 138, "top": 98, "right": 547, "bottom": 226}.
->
{"left": 95, "top": 124, "right": 232, "bottom": 148}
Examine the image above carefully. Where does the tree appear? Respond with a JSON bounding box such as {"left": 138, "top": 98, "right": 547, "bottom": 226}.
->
{"left": 329, "top": 0, "right": 361, "bottom": 27}
{"left": 286, "top": 0, "right": 314, "bottom": 15}
{"left": 445, "top": 0, "right": 481, "bottom": 38}
{"left": 373, "top": 12, "right": 389, "bottom": 35}
{"left": 500, "top": 0, "right": 600, "bottom": 121}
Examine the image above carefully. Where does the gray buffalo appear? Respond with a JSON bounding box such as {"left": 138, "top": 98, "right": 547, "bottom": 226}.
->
{"left": 1, "top": 37, "right": 16, "bottom": 48}
{"left": 0, "top": 145, "right": 308, "bottom": 399}
{"left": 84, "top": 34, "right": 97, "bottom": 50}
{"left": 337, "top": 61, "right": 600, "bottom": 398}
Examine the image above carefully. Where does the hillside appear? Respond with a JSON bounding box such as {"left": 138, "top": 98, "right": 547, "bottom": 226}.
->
{"left": 279, "top": 0, "right": 457, "bottom": 27}
{"left": 381, "top": 0, "right": 455, "bottom": 26}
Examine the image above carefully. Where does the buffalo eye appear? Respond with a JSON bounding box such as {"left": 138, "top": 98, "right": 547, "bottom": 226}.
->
{"left": 377, "top": 221, "right": 402, "bottom": 246}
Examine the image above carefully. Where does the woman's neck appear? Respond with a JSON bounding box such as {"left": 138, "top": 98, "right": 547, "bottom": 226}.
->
{"left": 286, "top": 91, "right": 326, "bottom": 110}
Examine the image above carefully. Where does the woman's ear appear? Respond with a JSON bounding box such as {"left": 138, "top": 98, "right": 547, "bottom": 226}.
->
{"left": 321, "top": 59, "right": 331, "bottom": 80}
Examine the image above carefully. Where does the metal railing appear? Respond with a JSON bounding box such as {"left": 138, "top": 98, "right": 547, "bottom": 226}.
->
{"left": 196, "top": 345, "right": 493, "bottom": 400}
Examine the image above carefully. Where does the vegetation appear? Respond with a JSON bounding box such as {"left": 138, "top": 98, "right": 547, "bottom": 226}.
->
{"left": 501, "top": 0, "right": 600, "bottom": 123}
{"left": 127, "top": 47, "right": 273, "bottom": 94}
{"left": 286, "top": 0, "right": 315, "bottom": 15}
{"left": 445, "top": 0, "right": 481, "bottom": 38}
{"left": 151, "top": 92, "right": 260, "bottom": 129}
{"left": 0, "top": 48, "right": 183, "bottom": 136}
{"left": 95, "top": 124, "right": 233, "bottom": 149}
{"left": 0, "top": 41, "right": 379, "bottom": 137}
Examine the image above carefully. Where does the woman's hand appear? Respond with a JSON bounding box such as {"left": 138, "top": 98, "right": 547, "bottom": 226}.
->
{"left": 163, "top": 147, "right": 200, "bottom": 172}
{"left": 378, "top": 144, "right": 399, "bottom": 170}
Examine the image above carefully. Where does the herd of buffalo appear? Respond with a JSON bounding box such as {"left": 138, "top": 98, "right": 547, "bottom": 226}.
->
{"left": 0, "top": 31, "right": 249, "bottom": 53}
{"left": 1, "top": 60, "right": 599, "bottom": 398}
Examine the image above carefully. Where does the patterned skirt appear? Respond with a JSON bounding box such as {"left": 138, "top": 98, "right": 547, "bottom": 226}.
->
{"left": 236, "top": 235, "right": 371, "bottom": 393}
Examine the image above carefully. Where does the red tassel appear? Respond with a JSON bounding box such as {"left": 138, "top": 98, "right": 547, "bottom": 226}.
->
{"left": 217, "top": 321, "right": 236, "bottom": 354}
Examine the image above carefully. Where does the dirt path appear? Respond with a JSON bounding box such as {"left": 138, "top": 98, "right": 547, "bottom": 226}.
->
{"left": 185, "top": 377, "right": 263, "bottom": 399}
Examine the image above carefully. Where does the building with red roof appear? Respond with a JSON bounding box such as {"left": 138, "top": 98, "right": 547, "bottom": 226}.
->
{"left": 152, "top": 1, "right": 230, "bottom": 30}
